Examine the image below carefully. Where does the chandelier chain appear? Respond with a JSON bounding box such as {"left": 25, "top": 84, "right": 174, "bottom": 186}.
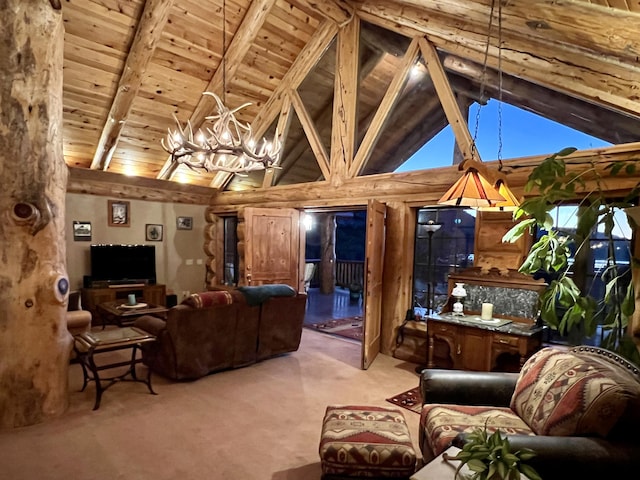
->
{"left": 471, "top": 0, "right": 497, "bottom": 161}
{"left": 497, "top": 0, "right": 504, "bottom": 170}
{"left": 222, "top": 0, "right": 226, "bottom": 104}
{"left": 161, "top": 0, "right": 281, "bottom": 175}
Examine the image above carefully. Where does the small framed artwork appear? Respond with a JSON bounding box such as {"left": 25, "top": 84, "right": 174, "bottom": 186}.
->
{"left": 146, "top": 224, "right": 163, "bottom": 242}
{"left": 176, "top": 216, "right": 193, "bottom": 230}
{"left": 73, "top": 221, "right": 92, "bottom": 241}
{"left": 108, "top": 200, "right": 130, "bottom": 227}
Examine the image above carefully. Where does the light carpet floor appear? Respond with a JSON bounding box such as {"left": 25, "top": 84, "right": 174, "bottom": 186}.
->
{"left": 0, "top": 328, "right": 421, "bottom": 480}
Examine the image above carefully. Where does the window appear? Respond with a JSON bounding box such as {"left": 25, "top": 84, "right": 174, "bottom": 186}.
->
{"left": 413, "top": 208, "right": 476, "bottom": 314}
{"left": 537, "top": 204, "right": 633, "bottom": 345}
{"left": 223, "top": 217, "right": 238, "bottom": 286}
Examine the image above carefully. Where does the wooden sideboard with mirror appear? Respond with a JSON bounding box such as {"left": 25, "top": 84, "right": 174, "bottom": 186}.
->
{"left": 426, "top": 268, "right": 547, "bottom": 372}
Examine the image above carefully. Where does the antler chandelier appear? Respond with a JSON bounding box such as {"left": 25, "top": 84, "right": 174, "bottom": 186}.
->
{"left": 162, "top": 0, "right": 280, "bottom": 175}
{"left": 162, "top": 92, "right": 281, "bottom": 174}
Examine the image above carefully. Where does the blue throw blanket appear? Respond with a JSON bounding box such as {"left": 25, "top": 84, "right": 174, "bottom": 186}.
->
{"left": 237, "top": 284, "right": 297, "bottom": 306}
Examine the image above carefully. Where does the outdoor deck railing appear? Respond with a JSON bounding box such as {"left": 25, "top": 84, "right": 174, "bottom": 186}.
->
{"left": 306, "top": 259, "right": 364, "bottom": 289}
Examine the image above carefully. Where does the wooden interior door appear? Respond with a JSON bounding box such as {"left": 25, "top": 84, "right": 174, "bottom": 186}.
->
{"left": 239, "top": 207, "right": 303, "bottom": 289}
{"left": 362, "top": 199, "right": 386, "bottom": 369}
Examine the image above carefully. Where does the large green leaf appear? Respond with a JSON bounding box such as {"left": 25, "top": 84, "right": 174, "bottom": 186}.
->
{"left": 622, "top": 282, "right": 635, "bottom": 317}
{"left": 503, "top": 219, "right": 536, "bottom": 244}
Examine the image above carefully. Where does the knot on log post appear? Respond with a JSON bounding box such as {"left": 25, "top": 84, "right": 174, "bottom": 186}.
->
{"left": 12, "top": 200, "right": 52, "bottom": 235}
{"left": 12, "top": 202, "right": 40, "bottom": 224}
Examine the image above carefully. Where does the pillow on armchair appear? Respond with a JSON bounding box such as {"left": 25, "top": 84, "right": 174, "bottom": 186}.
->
{"left": 182, "top": 290, "right": 234, "bottom": 308}
{"left": 510, "top": 347, "right": 640, "bottom": 437}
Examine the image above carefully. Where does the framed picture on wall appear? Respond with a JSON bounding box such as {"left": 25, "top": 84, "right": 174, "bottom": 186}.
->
{"left": 146, "top": 224, "right": 163, "bottom": 242}
{"left": 176, "top": 216, "right": 193, "bottom": 230}
{"left": 108, "top": 200, "right": 130, "bottom": 227}
{"left": 72, "top": 221, "right": 92, "bottom": 241}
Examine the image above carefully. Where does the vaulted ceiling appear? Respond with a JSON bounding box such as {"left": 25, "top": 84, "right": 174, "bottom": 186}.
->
{"left": 62, "top": 0, "right": 640, "bottom": 193}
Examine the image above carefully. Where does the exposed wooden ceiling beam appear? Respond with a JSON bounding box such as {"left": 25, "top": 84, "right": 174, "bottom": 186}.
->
{"left": 206, "top": 142, "right": 640, "bottom": 210}
{"left": 290, "top": 89, "right": 331, "bottom": 179}
{"left": 443, "top": 55, "right": 640, "bottom": 145}
{"left": 291, "top": 0, "right": 355, "bottom": 25}
{"left": 270, "top": 92, "right": 333, "bottom": 187}
{"left": 330, "top": 15, "right": 359, "bottom": 181}
{"left": 364, "top": 82, "right": 451, "bottom": 175}
{"left": 210, "top": 18, "right": 339, "bottom": 189}
{"left": 419, "top": 37, "right": 476, "bottom": 164}
{"left": 262, "top": 94, "right": 293, "bottom": 187}
{"left": 350, "top": 37, "right": 420, "bottom": 177}
{"left": 355, "top": 1, "right": 640, "bottom": 119}
{"left": 380, "top": 0, "right": 640, "bottom": 64}
{"left": 90, "top": 0, "right": 174, "bottom": 171}
{"left": 157, "top": 0, "right": 278, "bottom": 181}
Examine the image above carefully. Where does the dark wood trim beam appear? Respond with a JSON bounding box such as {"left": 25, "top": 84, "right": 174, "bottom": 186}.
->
{"left": 69, "top": 167, "right": 213, "bottom": 205}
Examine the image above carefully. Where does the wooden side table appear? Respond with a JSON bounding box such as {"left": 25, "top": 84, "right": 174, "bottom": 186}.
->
{"left": 74, "top": 327, "right": 157, "bottom": 410}
{"left": 97, "top": 300, "right": 168, "bottom": 329}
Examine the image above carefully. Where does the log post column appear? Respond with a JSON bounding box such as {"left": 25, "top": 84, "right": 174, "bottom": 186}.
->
{"left": 0, "top": 0, "right": 71, "bottom": 428}
{"left": 319, "top": 213, "right": 336, "bottom": 294}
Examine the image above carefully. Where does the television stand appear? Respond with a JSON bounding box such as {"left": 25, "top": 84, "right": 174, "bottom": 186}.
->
{"left": 81, "top": 284, "right": 166, "bottom": 327}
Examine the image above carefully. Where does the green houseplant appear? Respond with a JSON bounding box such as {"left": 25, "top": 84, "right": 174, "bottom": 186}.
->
{"left": 503, "top": 147, "right": 640, "bottom": 366}
{"left": 444, "top": 426, "right": 541, "bottom": 480}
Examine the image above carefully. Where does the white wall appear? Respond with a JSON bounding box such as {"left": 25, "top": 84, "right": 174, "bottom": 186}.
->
{"left": 65, "top": 193, "right": 208, "bottom": 301}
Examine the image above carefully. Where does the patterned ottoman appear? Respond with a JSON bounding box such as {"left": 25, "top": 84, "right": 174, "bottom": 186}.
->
{"left": 319, "top": 405, "right": 417, "bottom": 479}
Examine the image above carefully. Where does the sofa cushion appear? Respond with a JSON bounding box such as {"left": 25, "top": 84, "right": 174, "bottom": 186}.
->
{"left": 510, "top": 347, "right": 633, "bottom": 437}
{"left": 182, "top": 290, "right": 233, "bottom": 308}
{"left": 237, "top": 284, "right": 296, "bottom": 306}
{"left": 420, "top": 404, "right": 533, "bottom": 459}
{"left": 320, "top": 405, "right": 416, "bottom": 477}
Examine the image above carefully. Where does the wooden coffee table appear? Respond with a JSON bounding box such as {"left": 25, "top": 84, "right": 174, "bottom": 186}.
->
{"left": 74, "top": 326, "right": 157, "bottom": 410}
{"left": 97, "top": 300, "right": 168, "bottom": 329}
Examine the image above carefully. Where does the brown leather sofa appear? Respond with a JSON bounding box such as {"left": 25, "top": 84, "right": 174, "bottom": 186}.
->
{"left": 134, "top": 285, "right": 307, "bottom": 380}
{"left": 418, "top": 346, "right": 640, "bottom": 479}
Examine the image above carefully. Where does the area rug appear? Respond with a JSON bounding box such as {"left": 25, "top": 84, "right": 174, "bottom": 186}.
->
{"left": 305, "top": 316, "right": 363, "bottom": 341}
{"left": 386, "top": 386, "right": 422, "bottom": 414}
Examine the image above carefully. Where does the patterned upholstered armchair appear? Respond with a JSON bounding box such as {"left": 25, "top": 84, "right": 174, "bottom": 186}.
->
{"left": 419, "top": 346, "right": 640, "bottom": 479}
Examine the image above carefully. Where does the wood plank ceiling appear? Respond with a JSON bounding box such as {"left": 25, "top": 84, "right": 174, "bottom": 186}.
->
{"left": 62, "top": 0, "right": 640, "bottom": 193}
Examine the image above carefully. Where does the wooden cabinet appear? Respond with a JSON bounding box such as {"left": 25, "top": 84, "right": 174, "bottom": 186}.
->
{"left": 427, "top": 316, "right": 542, "bottom": 372}
{"left": 81, "top": 284, "right": 166, "bottom": 326}
{"left": 474, "top": 210, "right": 531, "bottom": 272}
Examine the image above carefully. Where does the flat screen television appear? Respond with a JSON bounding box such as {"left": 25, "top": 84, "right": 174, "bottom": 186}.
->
{"left": 90, "top": 244, "right": 156, "bottom": 285}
